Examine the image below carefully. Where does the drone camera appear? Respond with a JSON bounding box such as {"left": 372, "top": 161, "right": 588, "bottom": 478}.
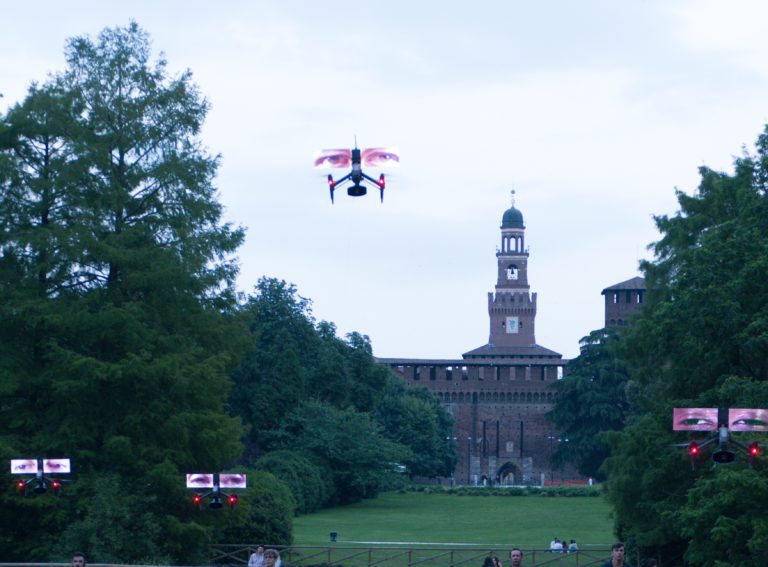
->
{"left": 712, "top": 450, "right": 736, "bottom": 464}
{"left": 348, "top": 184, "right": 367, "bottom": 197}
{"left": 209, "top": 496, "right": 223, "bottom": 509}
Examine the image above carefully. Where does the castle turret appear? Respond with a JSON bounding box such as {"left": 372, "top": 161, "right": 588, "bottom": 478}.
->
{"left": 464, "top": 191, "right": 560, "bottom": 360}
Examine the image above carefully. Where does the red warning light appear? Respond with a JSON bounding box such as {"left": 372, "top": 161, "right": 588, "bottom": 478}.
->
{"left": 227, "top": 494, "right": 238, "bottom": 509}
{"left": 688, "top": 442, "right": 699, "bottom": 456}
{"left": 193, "top": 494, "right": 202, "bottom": 505}
{"left": 749, "top": 442, "right": 759, "bottom": 457}
{"left": 51, "top": 480, "right": 62, "bottom": 495}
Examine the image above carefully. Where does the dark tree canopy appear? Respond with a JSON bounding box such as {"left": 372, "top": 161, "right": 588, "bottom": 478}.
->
{"left": 547, "top": 328, "right": 630, "bottom": 479}
{"left": 602, "top": 125, "right": 768, "bottom": 567}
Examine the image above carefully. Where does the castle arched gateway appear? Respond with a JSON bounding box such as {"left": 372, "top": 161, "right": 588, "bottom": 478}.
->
{"left": 378, "top": 192, "right": 569, "bottom": 485}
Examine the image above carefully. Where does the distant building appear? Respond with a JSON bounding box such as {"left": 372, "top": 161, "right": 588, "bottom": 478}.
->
{"left": 379, "top": 193, "right": 567, "bottom": 485}
{"left": 601, "top": 276, "right": 646, "bottom": 327}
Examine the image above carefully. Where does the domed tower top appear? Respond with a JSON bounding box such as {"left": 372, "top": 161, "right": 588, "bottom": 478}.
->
{"left": 501, "top": 190, "right": 524, "bottom": 228}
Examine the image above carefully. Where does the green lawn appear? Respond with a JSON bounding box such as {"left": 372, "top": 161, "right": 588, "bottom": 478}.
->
{"left": 293, "top": 491, "right": 615, "bottom": 549}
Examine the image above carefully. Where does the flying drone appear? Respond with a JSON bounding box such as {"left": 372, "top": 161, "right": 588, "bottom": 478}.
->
{"left": 673, "top": 407, "right": 766, "bottom": 468}
{"left": 313, "top": 144, "right": 399, "bottom": 203}
{"left": 11, "top": 458, "right": 71, "bottom": 496}
{"left": 186, "top": 473, "right": 247, "bottom": 510}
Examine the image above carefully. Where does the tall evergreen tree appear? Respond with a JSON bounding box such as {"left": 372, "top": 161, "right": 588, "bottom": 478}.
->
{"left": 0, "top": 22, "right": 245, "bottom": 562}
{"left": 547, "top": 328, "right": 631, "bottom": 479}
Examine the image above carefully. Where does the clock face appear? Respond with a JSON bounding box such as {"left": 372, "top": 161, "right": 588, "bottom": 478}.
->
{"left": 506, "top": 316, "right": 519, "bottom": 334}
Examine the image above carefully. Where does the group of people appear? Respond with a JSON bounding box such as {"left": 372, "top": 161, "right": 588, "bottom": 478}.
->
{"left": 248, "top": 545, "right": 281, "bottom": 567}
{"left": 481, "top": 547, "right": 524, "bottom": 567}
{"left": 480, "top": 542, "right": 634, "bottom": 567}
{"left": 69, "top": 541, "right": 640, "bottom": 567}
{"left": 549, "top": 536, "right": 579, "bottom": 553}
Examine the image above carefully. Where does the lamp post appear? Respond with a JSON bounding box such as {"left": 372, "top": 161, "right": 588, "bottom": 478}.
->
{"left": 467, "top": 436, "right": 472, "bottom": 485}
{"left": 547, "top": 432, "right": 557, "bottom": 482}
{"left": 445, "top": 436, "right": 457, "bottom": 486}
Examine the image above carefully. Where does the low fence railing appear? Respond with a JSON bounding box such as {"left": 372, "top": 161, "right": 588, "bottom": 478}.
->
{"left": 210, "top": 544, "right": 616, "bottom": 567}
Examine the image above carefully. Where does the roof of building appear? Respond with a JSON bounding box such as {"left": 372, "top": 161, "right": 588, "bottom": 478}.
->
{"left": 601, "top": 276, "right": 646, "bottom": 294}
{"left": 501, "top": 206, "right": 524, "bottom": 229}
{"left": 461, "top": 343, "right": 562, "bottom": 359}
{"left": 376, "top": 356, "right": 569, "bottom": 366}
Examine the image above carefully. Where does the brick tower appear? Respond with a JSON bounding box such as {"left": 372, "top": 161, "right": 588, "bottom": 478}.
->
{"left": 380, "top": 192, "right": 566, "bottom": 485}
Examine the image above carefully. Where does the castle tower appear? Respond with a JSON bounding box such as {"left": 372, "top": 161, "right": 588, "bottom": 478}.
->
{"left": 601, "top": 276, "right": 646, "bottom": 327}
{"left": 489, "top": 190, "right": 536, "bottom": 347}
{"left": 380, "top": 192, "right": 568, "bottom": 485}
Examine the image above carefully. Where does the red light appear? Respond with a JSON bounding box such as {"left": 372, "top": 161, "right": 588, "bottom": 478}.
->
{"left": 377, "top": 174, "right": 385, "bottom": 188}
{"left": 16, "top": 481, "right": 25, "bottom": 488}
{"left": 750, "top": 442, "right": 759, "bottom": 457}
{"left": 193, "top": 494, "right": 202, "bottom": 505}
{"left": 688, "top": 442, "right": 699, "bottom": 456}
{"left": 227, "top": 494, "right": 237, "bottom": 509}
{"left": 327, "top": 175, "right": 335, "bottom": 188}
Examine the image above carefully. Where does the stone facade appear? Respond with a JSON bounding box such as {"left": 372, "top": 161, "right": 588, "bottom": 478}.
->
{"left": 378, "top": 193, "right": 569, "bottom": 484}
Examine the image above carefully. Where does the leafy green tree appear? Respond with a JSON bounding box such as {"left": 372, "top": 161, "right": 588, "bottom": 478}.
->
{"left": 255, "top": 450, "right": 333, "bottom": 514}
{"left": 547, "top": 328, "right": 630, "bottom": 479}
{"left": 271, "top": 400, "right": 409, "bottom": 504}
{"left": 603, "top": 125, "right": 768, "bottom": 566}
{"left": 230, "top": 278, "right": 319, "bottom": 450}
{"left": 213, "top": 469, "right": 294, "bottom": 547}
{"left": 375, "top": 376, "right": 456, "bottom": 478}
{"left": 0, "top": 22, "right": 245, "bottom": 562}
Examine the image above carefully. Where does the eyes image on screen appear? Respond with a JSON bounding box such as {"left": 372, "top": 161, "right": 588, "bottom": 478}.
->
{"left": 672, "top": 408, "right": 718, "bottom": 431}
{"left": 729, "top": 408, "right": 768, "bottom": 431}
{"left": 313, "top": 148, "right": 399, "bottom": 169}
{"left": 43, "top": 458, "right": 71, "bottom": 474}
{"left": 220, "top": 474, "right": 247, "bottom": 488}
{"left": 186, "top": 474, "right": 214, "bottom": 488}
{"left": 10, "top": 459, "right": 38, "bottom": 474}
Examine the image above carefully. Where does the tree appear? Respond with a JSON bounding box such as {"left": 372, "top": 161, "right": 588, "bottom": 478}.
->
{"left": 602, "top": 125, "right": 768, "bottom": 566}
{"left": 271, "top": 399, "right": 410, "bottom": 504}
{"left": 375, "top": 376, "right": 456, "bottom": 478}
{"left": 0, "top": 22, "right": 245, "bottom": 562}
{"left": 546, "top": 328, "right": 631, "bottom": 479}
{"left": 254, "top": 450, "right": 333, "bottom": 514}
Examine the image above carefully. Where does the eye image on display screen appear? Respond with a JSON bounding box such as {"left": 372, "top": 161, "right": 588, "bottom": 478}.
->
{"left": 728, "top": 408, "right": 768, "bottom": 431}
{"left": 10, "top": 459, "right": 38, "bottom": 474}
{"left": 672, "top": 408, "right": 718, "bottom": 431}
{"left": 186, "top": 474, "right": 214, "bottom": 488}
{"left": 219, "top": 474, "right": 247, "bottom": 488}
{"left": 43, "top": 458, "right": 71, "bottom": 474}
{"left": 313, "top": 147, "right": 399, "bottom": 169}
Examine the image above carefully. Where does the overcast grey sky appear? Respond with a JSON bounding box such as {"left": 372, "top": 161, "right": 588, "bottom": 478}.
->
{"left": 3, "top": 1, "right": 768, "bottom": 359}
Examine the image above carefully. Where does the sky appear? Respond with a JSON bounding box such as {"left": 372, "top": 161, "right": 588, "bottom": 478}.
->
{"left": 3, "top": 1, "right": 768, "bottom": 360}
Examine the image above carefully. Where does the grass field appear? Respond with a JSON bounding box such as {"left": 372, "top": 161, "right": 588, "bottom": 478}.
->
{"left": 293, "top": 491, "right": 615, "bottom": 550}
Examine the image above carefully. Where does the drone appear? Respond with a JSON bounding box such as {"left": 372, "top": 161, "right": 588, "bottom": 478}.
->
{"left": 673, "top": 407, "right": 766, "bottom": 468}
{"left": 313, "top": 144, "right": 399, "bottom": 203}
{"left": 11, "top": 458, "right": 71, "bottom": 496}
{"left": 186, "top": 473, "right": 246, "bottom": 510}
